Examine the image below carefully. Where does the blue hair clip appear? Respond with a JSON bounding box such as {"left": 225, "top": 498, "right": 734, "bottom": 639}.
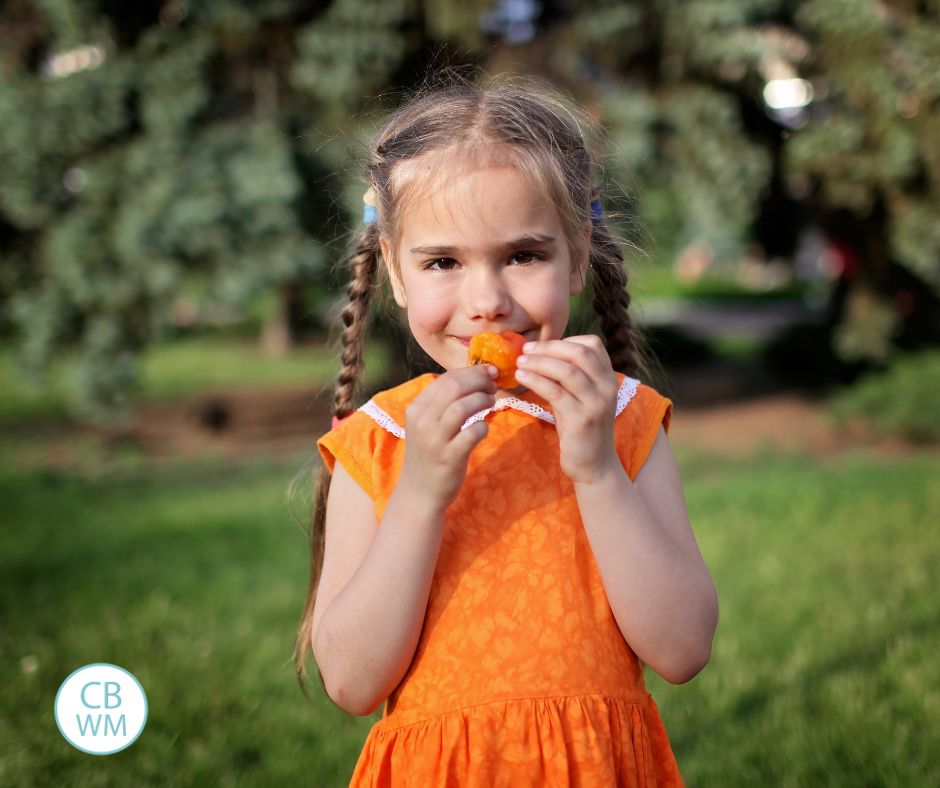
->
{"left": 362, "top": 187, "right": 378, "bottom": 225}
{"left": 591, "top": 199, "right": 603, "bottom": 222}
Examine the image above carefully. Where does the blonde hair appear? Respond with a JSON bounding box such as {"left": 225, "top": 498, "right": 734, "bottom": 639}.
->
{"left": 291, "top": 74, "right": 653, "bottom": 701}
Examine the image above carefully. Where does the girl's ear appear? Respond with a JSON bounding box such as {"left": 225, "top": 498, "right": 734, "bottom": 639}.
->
{"left": 380, "top": 236, "right": 408, "bottom": 308}
{"left": 569, "top": 221, "right": 592, "bottom": 295}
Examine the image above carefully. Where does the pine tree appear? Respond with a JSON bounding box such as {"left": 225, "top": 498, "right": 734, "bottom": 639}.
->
{"left": 536, "top": 0, "right": 940, "bottom": 360}
{"left": 0, "top": 0, "right": 414, "bottom": 425}
{"left": 3, "top": 0, "right": 937, "bottom": 425}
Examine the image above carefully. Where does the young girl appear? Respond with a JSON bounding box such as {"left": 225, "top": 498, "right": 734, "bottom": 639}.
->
{"left": 293, "top": 78, "right": 718, "bottom": 786}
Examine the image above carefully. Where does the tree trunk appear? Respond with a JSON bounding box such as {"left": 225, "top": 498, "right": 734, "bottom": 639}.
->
{"left": 261, "top": 281, "right": 303, "bottom": 356}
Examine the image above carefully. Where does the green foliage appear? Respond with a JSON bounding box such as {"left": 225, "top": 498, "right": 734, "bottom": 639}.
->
{"left": 827, "top": 349, "right": 940, "bottom": 442}
{"left": 788, "top": 0, "right": 940, "bottom": 286}
{"left": 562, "top": 0, "right": 940, "bottom": 296}
{"left": 293, "top": 0, "right": 410, "bottom": 110}
{"left": 658, "top": 85, "right": 772, "bottom": 258}
{"left": 892, "top": 197, "right": 940, "bottom": 290}
{"left": 564, "top": 1, "right": 780, "bottom": 262}
{"left": 0, "top": 0, "right": 416, "bottom": 426}
{"left": 137, "top": 31, "right": 214, "bottom": 133}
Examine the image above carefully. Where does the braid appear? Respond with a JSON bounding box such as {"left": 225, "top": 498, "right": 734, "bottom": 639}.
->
{"left": 293, "top": 222, "right": 380, "bottom": 700}
{"left": 334, "top": 222, "right": 380, "bottom": 419}
{"left": 588, "top": 215, "right": 648, "bottom": 380}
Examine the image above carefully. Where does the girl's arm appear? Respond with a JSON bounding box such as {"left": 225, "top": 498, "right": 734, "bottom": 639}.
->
{"left": 312, "top": 365, "right": 498, "bottom": 715}
{"left": 574, "top": 426, "right": 718, "bottom": 684}
{"left": 312, "top": 462, "right": 448, "bottom": 715}
{"left": 514, "top": 336, "right": 717, "bottom": 684}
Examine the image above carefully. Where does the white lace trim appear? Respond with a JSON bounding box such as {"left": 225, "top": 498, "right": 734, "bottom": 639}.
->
{"left": 359, "top": 400, "right": 405, "bottom": 439}
{"left": 359, "top": 376, "right": 642, "bottom": 438}
{"left": 616, "top": 376, "right": 640, "bottom": 417}
{"left": 459, "top": 395, "right": 555, "bottom": 428}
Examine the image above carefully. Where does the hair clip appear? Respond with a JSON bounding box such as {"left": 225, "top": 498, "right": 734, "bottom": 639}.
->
{"left": 363, "top": 187, "right": 377, "bottom": 225}
{"left": 591, "top": 199, "right": 603, "bottom": 222}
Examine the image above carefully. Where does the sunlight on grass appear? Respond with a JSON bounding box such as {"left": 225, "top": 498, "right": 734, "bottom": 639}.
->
{"left": 139, "top": 335, "right": 390, "bottom": 399}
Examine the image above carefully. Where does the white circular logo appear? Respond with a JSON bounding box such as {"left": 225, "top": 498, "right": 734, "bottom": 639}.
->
{"left": 54, "top": 663, "right": 148, "bottom": 755}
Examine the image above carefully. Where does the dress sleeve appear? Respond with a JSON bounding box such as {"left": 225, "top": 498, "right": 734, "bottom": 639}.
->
{"left": 316, "top": 410, "right": 377, "bottom": 499}
{"left": 614, "top": 383, "right": 674, "bottom": 481}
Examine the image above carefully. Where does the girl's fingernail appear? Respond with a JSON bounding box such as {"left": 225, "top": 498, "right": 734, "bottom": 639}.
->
{"left": 516, "top": 369, "right": 529, "bottom": 378}
{"left": 523, "top": 342, "right": 535, "bottom": 352}
{"left": 487, "top": 365, "right": 498, "bottom": 377}
{"left": 517, "top": 355, "right": 528, "bottom": 366}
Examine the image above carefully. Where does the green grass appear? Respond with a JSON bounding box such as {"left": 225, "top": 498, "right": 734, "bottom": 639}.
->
{"left": 1, "top": 447, "right": 938, "bottom": 786}
{"left": 648, "top": 449, "right": 940, "bottom": 786}
{"left": 0, "top": 453, "right": 373, "bottom": 787}
{"left": 630, "top": 262, "right": 808, "bottom": 303}
{"left": 0, "top": 335, "right": 391, "bottom": 425}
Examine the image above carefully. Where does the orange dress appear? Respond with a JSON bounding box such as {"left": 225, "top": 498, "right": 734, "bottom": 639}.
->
{"left": 317, "top": 372, "right": 682, "bottom": 787}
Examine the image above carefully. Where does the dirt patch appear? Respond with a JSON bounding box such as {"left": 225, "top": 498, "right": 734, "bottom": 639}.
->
{"left": 125, "top": 385, "right": 334, "bottom": 460}
{"left": 119, "top": 378, "right": 929, "bottom": 463}
{"left": 670, "top": 394, "right": 922, "bottom": 459}
{"left": 5, "top": 374, "right": 934, "bottom": 473}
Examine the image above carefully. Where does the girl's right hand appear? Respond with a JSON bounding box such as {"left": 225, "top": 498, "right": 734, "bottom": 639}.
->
{"left": 399, "top": 364, "right": 498, "bottom": 511}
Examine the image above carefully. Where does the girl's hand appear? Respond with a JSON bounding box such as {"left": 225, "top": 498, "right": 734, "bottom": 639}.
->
{"left": 400, "top": 365, "right": 498, "bottom": 510}
{"left": 515, "top": 335, "right": 620, "bottom": 485}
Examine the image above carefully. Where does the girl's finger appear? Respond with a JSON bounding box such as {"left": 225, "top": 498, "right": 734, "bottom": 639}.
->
{"left": 449, "top": 419, "right": 489, "bottom": 457}
{"left": 514, "top": 367, "right": 577, "bottom": 412}
{"left": 563, "top": 334, "right": 611, "bottom": 358}
{"left": 438, "top": 391, "right": 496, "bottom": 437}
{"left": 413, "top": 365, "right": 497, "bottom": 423}
{"left": 516, "top": 353, "right": 594, "bottom": 403}
{"left": 523, "top": 336, "right": 612, "bottom": 378}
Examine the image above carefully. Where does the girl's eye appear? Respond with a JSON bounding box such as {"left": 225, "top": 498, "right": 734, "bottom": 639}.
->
{"left": 510, "top": 251, "right": 543, "bottom": 265}
{"left": 424, "top": 258, "right": 459, "bottom": 271}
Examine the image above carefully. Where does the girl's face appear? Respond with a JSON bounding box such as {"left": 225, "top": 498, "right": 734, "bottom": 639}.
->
{"left": 380, "top": 162, "right": 589, "bottom": 390}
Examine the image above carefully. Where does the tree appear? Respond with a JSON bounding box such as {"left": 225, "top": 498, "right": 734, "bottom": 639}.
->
{"left": 0, "top": 0, "right": 415, "bottom": 425}
{"left": 4, "top": 0, "right": 937, "bottom": 427}
{"left": 526, "top": 0, "right": 940, "bottom": 362}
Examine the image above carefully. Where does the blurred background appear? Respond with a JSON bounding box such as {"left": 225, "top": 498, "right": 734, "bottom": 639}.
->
{"left": 1, "top": 1, "right": 938, "bottom": 785}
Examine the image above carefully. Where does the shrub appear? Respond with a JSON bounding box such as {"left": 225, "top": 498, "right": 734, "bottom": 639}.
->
{"left": 827, "top": 349, "right": 940, "bottom": 442}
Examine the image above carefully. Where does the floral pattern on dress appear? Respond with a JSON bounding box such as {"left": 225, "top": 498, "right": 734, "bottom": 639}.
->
{"left": 317, "top": 372, "right": 681, "bottom": 787}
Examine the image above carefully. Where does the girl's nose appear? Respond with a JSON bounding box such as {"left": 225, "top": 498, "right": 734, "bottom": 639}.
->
{"left": 462, "top": 267, "right": 512, "bottom": 321}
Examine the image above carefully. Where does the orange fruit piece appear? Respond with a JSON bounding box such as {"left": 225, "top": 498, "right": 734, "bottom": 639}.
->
{"left": 467, "top": 331, "right": 527, "bottom": 388}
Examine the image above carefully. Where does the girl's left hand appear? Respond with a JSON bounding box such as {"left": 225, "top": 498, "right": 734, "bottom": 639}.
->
{"left": 514, "top": 335, "right": 620, "bottom": 484}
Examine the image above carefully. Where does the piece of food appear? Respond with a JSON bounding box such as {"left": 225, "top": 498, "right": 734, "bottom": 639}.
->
{"left": 467, "top": 331, "right": 527, "bottom": 388}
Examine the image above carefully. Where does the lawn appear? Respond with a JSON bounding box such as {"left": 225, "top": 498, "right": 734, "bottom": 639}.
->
{"left": 629, "top": 260, "right": 809, "bottom": 303}
{"left": 0, "top": 334, "right": 391, "bottom": 426}
{"left": 1, "top": 446, "right": 937, "bottom": 786}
